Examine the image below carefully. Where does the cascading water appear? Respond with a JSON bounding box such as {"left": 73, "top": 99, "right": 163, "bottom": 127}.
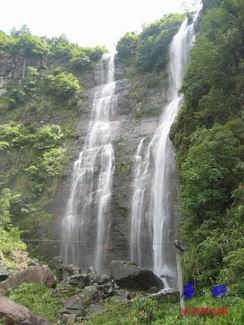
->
{"left": 62, "top": 54, "right": 116, "bottom": 272}
{"left": 130, "top": 7, "right": 202, "bottom": 288}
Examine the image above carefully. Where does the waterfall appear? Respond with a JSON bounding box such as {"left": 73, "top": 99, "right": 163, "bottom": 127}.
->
{"left": 130, "top": 7, "right": 202, "bottom": 288}
{"left": 62, "top": 54, "right": 116, "bottom": 272}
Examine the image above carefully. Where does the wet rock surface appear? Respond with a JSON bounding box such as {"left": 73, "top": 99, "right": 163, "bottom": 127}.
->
{"left": 50, "top": 67, "right": 168, "bottom": 267}
{"left": 110, "top": 260, "right": 164, "bottom": 291}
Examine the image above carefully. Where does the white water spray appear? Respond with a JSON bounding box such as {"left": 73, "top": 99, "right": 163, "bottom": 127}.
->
{"left": 131, "top": 7, "right": 202, "bottom": 288}
{"left": 62, "top": 54, "right": 116, "bottom": 272}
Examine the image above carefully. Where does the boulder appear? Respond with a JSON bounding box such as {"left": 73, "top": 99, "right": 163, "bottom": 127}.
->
{"left": 110, "top": 260, "right": 163, "bottom": 291}
{"left": 48, "top": 256, "right": 63, "bottom": 272}
{"left": 62, "top": 294, "right": 85, "bottom": 316}
{"left": 0, "top": 296, "right": 50, "bottom": 325}
{"left": 96, "top": 273, "right": 111, "bottom": 285}
{"left": 62, "top": 313, "right": 76, "bottom": 324}
{"left": 67, "top": 273, "right": 89, "bottom": 288}
{"left": 10, "top": 251, "right": 29, "bottom": 271}
{"left": 0, "top": 265, "right": 9, "bottom": 282}
{"left": 63, "top": 264, "right": 80, "bottom": 281}
{"left": 115, "top": 289, "right": 134, "bottom": 301}
{"left": 149, "top": 288, "right": 179, "bottom": 303}
{"left": 96, "top": 280, "right": 115, "bottom": 299}
{"left": 87, "top": 266, "right": 97, "bottom": 284}
{"left": 61, "top": 285, "right": 102, "bottom": 318}
{"left": 0, "top": 265, "right": 56, "bottom": 295}
{"left": 82, "top": 285, "right": 101, "bottom": 304}
{"left": 85, "top": 303, "right": 106, "bottom": 320}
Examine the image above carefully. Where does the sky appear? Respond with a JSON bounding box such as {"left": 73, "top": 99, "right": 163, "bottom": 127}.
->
{"left": 0, "top": 0, "right": 189, "bottom": 49}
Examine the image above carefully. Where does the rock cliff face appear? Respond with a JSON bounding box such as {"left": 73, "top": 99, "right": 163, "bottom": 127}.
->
{"left": 110, "top": 73, "right": 169, "bottom": 264}
{"left": 52, "top": 60, "right": 171, "bottom": 268}
{"left": 0, "top": 52, "right": 47, "bottom": 95}
{"left": 0, "top": 49, "right": 172, "bottom": 267}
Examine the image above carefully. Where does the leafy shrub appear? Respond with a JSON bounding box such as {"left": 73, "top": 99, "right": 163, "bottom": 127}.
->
{"left": 48, "top": 34, "right": 106, "bottom": 70}
{"left": 133, "top": 297, "right": 157, "bottom": 325}
{"left": 116, "top": 14, "right": 184, "bottom": 73}
{"left": 70, "top": 46, "right": 106, "bottom": 70}
{"left": 0, "top": 226, "right": 26, "bottom": 254}
{"left": 0, "top": 188, "right": 26, "bottom": 267}
{"left": 0, "top": 188, "right": 12, "bottom": 226}
{"left": 23, "top": 67, "right": 40, "bottom": 95}
{"left": 38, "top": 147, "right": 66, "bottom": 177}
{"left": 71, "top": 47, "right": 90, "bottom": 70}
{"left": 0, "top": 141, "right": 10, "bottom": 151}
{"left": 47, "top": 34, "right": 72, "bottom": 62}
{"left": 44, "top": 70, "right": 82, "bottom": 102}
{"left": 8, "top": 283, "right": 62, "bottom": 322}
{"left": 7, "top": 87, "right": 27, "bottom": 108}
{"left": 12, "top": 30, "right": 49, "bottom": 58}
{"left": 171, "top": 0, "right": 244, "bottom": 293}
{"left": 0, "top": 123, "right": 31, "bottom": 147}
{"left": 180, "top": 125, "right": 239, "bottom": 229}
{"left": 34, "top": 125, "right": 63, "bottom": 151}
{"left": 136, "top": 14, "right": 184, "bottom": 72}
{"left": 26, "top": 147, "right": 66, "bottom": 181}
{"left": 116, "top": 32, "right": 139, "bottom": 63}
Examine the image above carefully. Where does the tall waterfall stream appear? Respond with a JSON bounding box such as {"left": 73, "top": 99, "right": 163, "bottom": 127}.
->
{"left": 61, "top": 5, "right": 201, "bottom": 286}
{"left": 130, "top": 11, "right": 201, "bottom": 288}
{"left": 62, "top": 54, "right": 116, "bottom": 272}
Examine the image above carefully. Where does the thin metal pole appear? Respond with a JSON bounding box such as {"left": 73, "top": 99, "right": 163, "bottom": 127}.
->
{"left": 176, "top": 248, "right": 185, "bottom": 310}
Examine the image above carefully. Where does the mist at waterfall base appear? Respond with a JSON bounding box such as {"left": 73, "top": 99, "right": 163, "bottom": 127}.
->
{"left": 62, "top": 55, "right": 117, "bottom": 273}
{"left": 130, "top": 11, "right": 201, "bottom": 289}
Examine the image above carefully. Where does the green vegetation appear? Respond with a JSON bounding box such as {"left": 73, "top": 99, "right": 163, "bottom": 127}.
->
{"left": 115, "top": 14, "right": 183, "bottom": 120}
{"left": 43, "top": 70, "right": 82, "bottom": 103}
{"left": 171, "top": 0, "right": 244, "bottom": 298}
{"left": 0, "top": 187, "right": 26, "bottom": 269}
{"left": 85, "top": 293, "right": 244, "bottom": 325}
{"left": 8, "top": 283, "right": 64, "bottom": 322}
{"left": 0, "top": 26, "right": 106, "bottom": 76}
{"left": 0, "top": 25, "right": 48, "bottom": 59}
{"left": 0, "top": 121, "right": 69, "bottom": 256}
{"left": 0, "top": 1, "right": 243, "bottom": 323}
{"left": 116, "top": 32, "right": 139, "bottom": 64}
{"left": 116, "top": 14, "right": 184, "bottom": 74}
{"left": 0, "top": 26, "right": 107, "bottom": 259}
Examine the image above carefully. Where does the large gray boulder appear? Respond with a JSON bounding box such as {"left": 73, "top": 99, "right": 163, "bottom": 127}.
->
{"left": 60, "top": 286, "right": 102, "bottom": 318}
{"left": 67, "top": 273, "right": 90, "bottom": 288}
{"left": 0, "top": 296, "right": 50, "bottom": 325}
{"left": 110, "top": 261, "right": 163, "bottom": 291}
{"left": 0, "top": 265, "right": 56, "bottom": 295}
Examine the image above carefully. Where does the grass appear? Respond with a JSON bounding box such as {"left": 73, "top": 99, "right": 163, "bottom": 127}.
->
{"left": 84, "top": 291, "right": 244, "bottom": 325}
{"left": 8, "top": 283, "right": 66, "bottom": 322}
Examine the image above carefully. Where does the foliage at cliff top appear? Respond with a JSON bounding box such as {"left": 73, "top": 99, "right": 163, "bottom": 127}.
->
{"left": 0, "top": 25, "right": 107, "bottom": 73}
{"left": 171, "top": 0, "right": 244, "bottom": 297}
{"left": 116, "top": 14, "right": 184, "bottom": 74}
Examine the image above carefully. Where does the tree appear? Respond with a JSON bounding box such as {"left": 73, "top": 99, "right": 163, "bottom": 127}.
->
{"left": 44, "top": 70, "right": 82, "bottom": 102}
{"left": 116, "top": 32, "right": 139, "bottom": 63}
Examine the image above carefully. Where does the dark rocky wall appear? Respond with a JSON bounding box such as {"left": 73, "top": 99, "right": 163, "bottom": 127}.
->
{"left": 109, "top": 72, "right": 169, "bottom": 264}
{"left": 50, "top": 62, "right": 170, "bottom": 268}
{"left": 0, "top": 52, "right": 47, "bottom": 95}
